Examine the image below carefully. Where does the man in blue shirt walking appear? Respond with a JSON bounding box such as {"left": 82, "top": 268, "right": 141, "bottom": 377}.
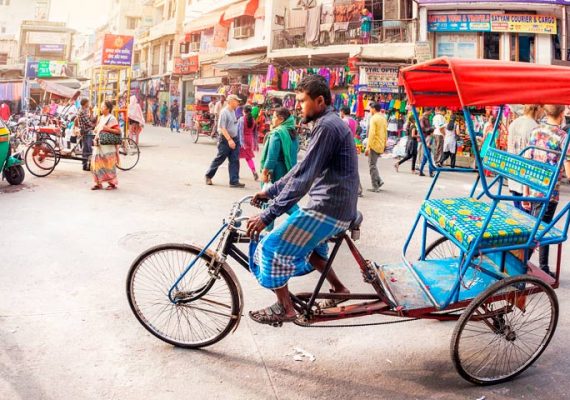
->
{"left": 247, "top": 75, "right": 360, "bottom": 325}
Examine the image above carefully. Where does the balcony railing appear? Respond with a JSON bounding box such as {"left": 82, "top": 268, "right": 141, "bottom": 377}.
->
{"left": 272, "top": 19, "right": 416, "bottom": 51}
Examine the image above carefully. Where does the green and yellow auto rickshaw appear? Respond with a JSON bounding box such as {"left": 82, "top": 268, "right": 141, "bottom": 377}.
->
{"left": 0, "top": 118, "right": 25, "bottom": 185}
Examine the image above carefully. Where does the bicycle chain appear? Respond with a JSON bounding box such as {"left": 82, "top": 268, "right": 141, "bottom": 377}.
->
{"left": 293, "top": 317, "right": 419, "bottom": 328}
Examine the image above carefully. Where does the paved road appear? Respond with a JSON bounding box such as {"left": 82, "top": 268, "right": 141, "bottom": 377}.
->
{"left": 1, "top": 126, "right": 569, "bottom": 399}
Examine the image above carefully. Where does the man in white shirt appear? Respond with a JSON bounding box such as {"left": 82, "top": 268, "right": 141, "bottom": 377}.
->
{"left": 432, "top": 107, "right": 446, "bottom": 163}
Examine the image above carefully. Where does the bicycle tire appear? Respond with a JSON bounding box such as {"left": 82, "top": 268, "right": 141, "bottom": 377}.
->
{"left": 126, "top": 243, "right": 241, "bottom": 348}
{"left": 451, "top": 275, "right": 558, "bottom": 385}
{"left": 117, "top": 138, "right": 140, "bottom": 171}
{"left": 25, "top": 141, "right": 57, "bottom": 177}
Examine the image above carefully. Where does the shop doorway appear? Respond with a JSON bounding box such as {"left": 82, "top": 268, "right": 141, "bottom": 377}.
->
{"left": 511, "top": 33, "right": 535, "bottom": 63}
{"left": 483, "top": 32, "right": 500, "bottom": 60}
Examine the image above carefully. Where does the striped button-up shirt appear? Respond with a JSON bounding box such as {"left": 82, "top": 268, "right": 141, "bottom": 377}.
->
{"left": 261, "top": 107, "right": 359, "bottom": 226}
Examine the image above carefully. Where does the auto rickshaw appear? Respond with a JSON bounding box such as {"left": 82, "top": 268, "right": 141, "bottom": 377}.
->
{"left": 0, "top": 118, "right": 25, "bottom": 185}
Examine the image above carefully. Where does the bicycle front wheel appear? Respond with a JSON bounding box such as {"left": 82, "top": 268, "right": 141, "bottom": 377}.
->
{"left": 117, "top": 138, "right": 140, "bottom": 171}
{"left": 126, "top": 243, "right": 241, "bottom": 348}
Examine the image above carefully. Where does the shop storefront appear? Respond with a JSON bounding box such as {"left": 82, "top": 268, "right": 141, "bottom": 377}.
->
{"left": 418, "top": 1, "right": 566, "bottom": 64}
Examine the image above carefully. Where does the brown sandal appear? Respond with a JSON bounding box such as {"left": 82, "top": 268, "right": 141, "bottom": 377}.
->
{"left": 249, "top": 302, "right": 297, "bottom": 327}
{"left": 106, "top": 184, "right": 117, "bottom": 190}
{"left": 91, "top": 185, "right": 102, "bottom": 190}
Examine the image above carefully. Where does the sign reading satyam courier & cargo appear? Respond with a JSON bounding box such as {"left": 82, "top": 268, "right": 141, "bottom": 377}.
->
{"left": 102, "top": 34, "right": 134, "bottom": 66}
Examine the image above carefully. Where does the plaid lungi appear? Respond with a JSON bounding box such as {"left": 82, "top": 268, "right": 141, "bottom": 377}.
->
{"left": 249, "top": 209, "right": 351, "bottom": 289}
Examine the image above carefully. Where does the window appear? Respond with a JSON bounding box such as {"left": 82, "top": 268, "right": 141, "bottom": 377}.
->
{"left": 511, "top": 33, "right": 535, "bottom": 63}
{"left": 0, "top": 53, "right": 7, "bottom": 65}
{"left": 126, "top": 17, "right": 139, "bottom": 30}
{"left": 0, "top": 26, "right": 5, "bottom": 34}
{"left": 483, "top": 32, "right": 500, "bottom": 60}
{"left": 233, "top": 16, "right": 255, "bottom": 39}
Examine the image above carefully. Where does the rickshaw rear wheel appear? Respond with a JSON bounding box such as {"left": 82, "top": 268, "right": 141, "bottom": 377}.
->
{"left": 424, "top": 237, "right": 461, "bottom": 260}
{"left": 451, "top": 275, "right": 558, "bottom": 385}
{"left": 4, "top": 165, "right": 25, "bottom": 185}
{"left": 25, "top": 141, "right": 57, "bottom": 177}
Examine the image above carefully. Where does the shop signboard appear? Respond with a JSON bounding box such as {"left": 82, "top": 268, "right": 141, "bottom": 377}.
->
{"left": 415, "top": 41, "right": 433, "bottom": 63}
{"left": 428, "top": 14, "right": 490, "bottom": 32}
{"left": 27, "top": 31, "right": 67, "bottom": 45}
{"left": 418, "top": 0, "right": 570, "bottom": 4}
{"left": 491, "top": 14, "right": 557, "bottom": 35}
{"left": 37, "top": 60, "right": 72, "bottom": 78}
{"left": 174, "top": 56, "right": 199, "bottom": 75}
{"left": 101, "top": 34, "right": 134, "bottom": 66}
{"left": 359, "top": 65, "right": 401, "bottom": 93}
{"left": 39, "top": 44, "right": 65, "bottom": 53}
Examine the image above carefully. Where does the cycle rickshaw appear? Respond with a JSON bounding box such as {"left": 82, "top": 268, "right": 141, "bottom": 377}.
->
{"left": 126, "top": 58, "right": 570, "bottom": 385}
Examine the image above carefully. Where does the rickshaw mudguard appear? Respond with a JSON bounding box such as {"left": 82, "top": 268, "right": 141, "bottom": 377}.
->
{"left": 186, "top": 243, "right": 245, "bottom": 333}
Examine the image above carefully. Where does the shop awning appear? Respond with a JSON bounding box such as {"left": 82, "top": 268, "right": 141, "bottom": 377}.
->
{"left": 221, "top": 0, "right": 259, "bottom": 23}
{"left": 400, "top": 57, "right": 570, "bottom": 108}
{"left": 35, "top": 79, "right": 81, "bottom": 99}
{"left": 214, "top": 53, "right": 267, "bottom": 71}
{"left": 186, "top": 10, "right": 225, "bottom": 33}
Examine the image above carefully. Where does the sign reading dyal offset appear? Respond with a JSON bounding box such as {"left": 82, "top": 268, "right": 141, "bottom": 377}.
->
{"left": 102, "top": 34, "right": 134, "bottom": 66}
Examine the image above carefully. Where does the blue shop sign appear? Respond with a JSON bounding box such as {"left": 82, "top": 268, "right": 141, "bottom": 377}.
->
{"left": 428, "top": 14, "right": 491, "bottom": 32}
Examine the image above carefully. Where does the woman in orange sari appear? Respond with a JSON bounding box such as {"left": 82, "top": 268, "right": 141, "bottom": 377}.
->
{"left": 91, "top": 100, "right": 121, "bottom": 190}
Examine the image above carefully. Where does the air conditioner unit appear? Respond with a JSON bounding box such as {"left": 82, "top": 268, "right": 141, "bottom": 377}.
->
{"left": 234, "top": 26, "right": 254, "bottom": 39}
{"left": 189, "top": 42, "right": 200, "bottom": 52}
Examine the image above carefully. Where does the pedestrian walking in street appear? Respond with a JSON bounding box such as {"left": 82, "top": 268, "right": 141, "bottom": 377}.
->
{"left": 160, "top": 101, "right": 168, "bottom": 127}
{"left": 365, "top": 102, "right": 387, "bottom": 192}
{"left": 238, "top": 105, "right": 259, "bottom": 181}
{"left": 246, "top": 74, "right": 359, "bottom": 325}
{"left": 205, "top": 95, "right": 245, "bottom": 188}
{"left": 75, "top": 98, "right": 97, "bottom": 171}
{"left": 521, "top": 105, "right": 570, "bottom": 277}
{"left": 432, "top": 107, "right": 446, "bottom": 163}
{"left": 0, "top": 101, "right": 10, "bottom": 121}
{"left": 340, "top": 106, "right": 357, "bottom": 137}
{"left": 91, "top": 100, "right": 121, "bottom": 190}
{"left": 151, "top": 101, "right": 159, "bottom": 126}
{"left": 170, "top": 99, "right": 180, "bottom": 133}
{"left": 418, "top": 108, "right": 435, "bottom": 177}
{"left": 128, "top": 95, "right": 145, "bottom": 144}
{"left": 394, "top": 114, "right": 418, "bottom": 173}
{"left": 438, "top": 115, "right": 458, "bottom": 168}
{"left": 507, "top": 104, "right": 542, "bottom": 210}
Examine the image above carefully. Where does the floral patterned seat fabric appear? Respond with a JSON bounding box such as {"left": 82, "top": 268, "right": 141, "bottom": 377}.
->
{"left": 421, "top": 198, "right": 563, "bottom": 249}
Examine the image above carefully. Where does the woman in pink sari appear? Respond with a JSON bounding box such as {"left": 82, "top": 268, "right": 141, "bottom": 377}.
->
{"left": 128, "top": 95, "right": 145, "bottom": 144}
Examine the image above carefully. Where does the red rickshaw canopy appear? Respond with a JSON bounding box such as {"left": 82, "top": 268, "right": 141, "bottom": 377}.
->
{"left": 400, "top": 57, "right": 570, "bottom": 108}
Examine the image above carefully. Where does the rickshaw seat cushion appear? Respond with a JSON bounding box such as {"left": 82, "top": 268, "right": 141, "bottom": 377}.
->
{"left": 421, "top": 197, "right": 563, "bottom": 249}
{"left": 483, "top": 148, "right": 557, "bottom": 196}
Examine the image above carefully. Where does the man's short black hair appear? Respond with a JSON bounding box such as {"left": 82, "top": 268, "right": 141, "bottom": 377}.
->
{"left": 373, "top": 103, "right": 382, "bottom": 112}
{"left": 80, "top": 98, "right": 89, "bottom": 107}
{"left": 340, "top": 106, "right": 351, "bottom": 115}
{"left": 296, "top": 74, "right": 332, "bottom": 106}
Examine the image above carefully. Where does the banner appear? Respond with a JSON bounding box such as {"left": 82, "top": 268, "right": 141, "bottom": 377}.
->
{"left": 102, "top": 34, "right": 134, "bottom": 66}
{"left": 491, "top": 14, "right": 557, "bottom": 34}
{"left": 428, "top": 14, "right": 490, "bottom": 32}
{"left": 37, "top": 61, "right": 72, "bottom": 78}
{"left": 174, "top": 56, "right": 199, "bottom": 75}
